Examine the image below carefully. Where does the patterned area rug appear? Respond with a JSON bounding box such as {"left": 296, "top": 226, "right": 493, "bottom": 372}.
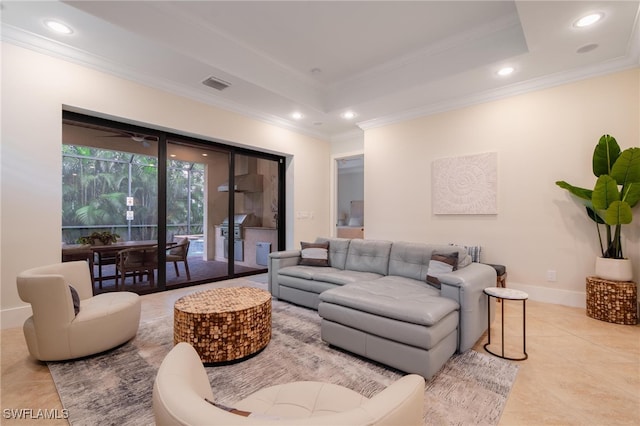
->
{"left": 48, "top": 300, "right": 518, "bottom": 425}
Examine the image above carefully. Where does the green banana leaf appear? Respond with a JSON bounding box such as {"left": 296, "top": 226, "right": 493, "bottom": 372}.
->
{"left": 622, "top": 182, "right": 640, "bottom": 208}
{"left": 592, "top": 175, "right": 620, "bottom": 210}
{"left": 586, "top": 206, "right": 605, "bottom": 224}
{"left": 555, "top": 181, "right": 592, "bottom": 201}
{"left": 604, "top": 200, "right": 633, "bottom": 225}
{"left": 592, "top": 134, "right": 620, "bottom": 177}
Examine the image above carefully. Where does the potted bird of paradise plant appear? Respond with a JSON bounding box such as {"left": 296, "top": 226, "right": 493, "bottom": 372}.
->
{"left": 556, "top": 134, "right": 640, "bottom": 281}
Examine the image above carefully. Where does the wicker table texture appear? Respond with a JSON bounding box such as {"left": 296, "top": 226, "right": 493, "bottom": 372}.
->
{"left": 586, "top": 276, "right": 637, "bottom": 325}
{"left": 174, "top": 287, "right": 272, "bottom": 363}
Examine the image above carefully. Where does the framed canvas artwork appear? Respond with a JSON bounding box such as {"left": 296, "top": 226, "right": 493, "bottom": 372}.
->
{"left": 432, "top": 152, "right": 497, "bottom": 214}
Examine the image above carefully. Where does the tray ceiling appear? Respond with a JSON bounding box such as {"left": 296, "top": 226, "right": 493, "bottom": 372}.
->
{"left": 2, "top": 1, "right": 638, "bottom": 139}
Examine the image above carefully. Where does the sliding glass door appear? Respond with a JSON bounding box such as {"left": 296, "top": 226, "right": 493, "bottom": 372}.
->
{"left": 230, "top": 154, "right": 280, "bottom": 276}
{"left": 62, "top": 118, "right": 159, "bottom": 293}
{"left": 165, "top": 140, "right": 230, "bottom": 287}
{"left": 62, "top": 112, "right": 284, "bottom": 294}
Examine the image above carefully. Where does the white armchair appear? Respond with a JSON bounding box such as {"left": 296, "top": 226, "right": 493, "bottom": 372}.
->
{"left": 153, "top": 342, "right": 425, "bottom": 425}
{"left": 17, "top": 261, "right": 141, "bottom": 361}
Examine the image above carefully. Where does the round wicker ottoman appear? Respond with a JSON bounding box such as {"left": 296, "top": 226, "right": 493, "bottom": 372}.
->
{"left": 174, "top": 287, "right": 272, "bottom": 363}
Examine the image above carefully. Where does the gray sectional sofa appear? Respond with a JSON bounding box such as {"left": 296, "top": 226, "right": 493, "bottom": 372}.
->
{"left": 268, "top": 238, "right": 497, "bottom": 379}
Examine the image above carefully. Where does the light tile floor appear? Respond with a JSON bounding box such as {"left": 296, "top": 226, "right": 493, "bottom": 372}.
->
{"left": 1, "top": 275, "right": 639, "bottom": 425}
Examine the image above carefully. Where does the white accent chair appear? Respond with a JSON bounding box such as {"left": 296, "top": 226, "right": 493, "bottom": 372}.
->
{"left": 17, "top": 261, "right": 141, "bottom": 361}
{"left": 153, "top": 342, "right": 425, "bottom": 426}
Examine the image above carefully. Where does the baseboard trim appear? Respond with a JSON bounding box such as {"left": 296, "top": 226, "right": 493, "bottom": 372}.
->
{"left": 1, "top": 305, "right": 31, "bottom": 330}
{"left": 507, "top": 282, "right": 586, "bottom": 309}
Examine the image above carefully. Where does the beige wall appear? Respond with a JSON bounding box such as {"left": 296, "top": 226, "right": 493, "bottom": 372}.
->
{"left": 365, "top": 68, "right": 640, "bottom": 306}
{"left": 2, "top": 42, "right": 638, "bottom": 325}
{"left": 1, "top": 43, "right": 331, "bottom": 326}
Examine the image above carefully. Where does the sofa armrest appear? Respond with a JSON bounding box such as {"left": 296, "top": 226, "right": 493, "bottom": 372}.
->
{"left": 269, "top": 250, "right": 301, "bottom": 259}
{"left": 268, "top": 250, "right": 301, "bottom": 298}
{"left": 439, "top": 262, "right": 497, "bottom": 352}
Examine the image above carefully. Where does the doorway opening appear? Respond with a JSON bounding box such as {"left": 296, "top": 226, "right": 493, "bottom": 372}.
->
{"left": 335, "top": 154, "right": 364, "bottom": 239}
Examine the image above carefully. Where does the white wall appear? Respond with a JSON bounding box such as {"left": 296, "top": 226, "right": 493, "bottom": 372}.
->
{"left": 364, "top": 69, "right": 640, "bottom": 307}
{"left": 0, "top": 43, "right": 332, "bottom": 327}
{"left": 331, "top": 130, "right": 364, "bottom": 155}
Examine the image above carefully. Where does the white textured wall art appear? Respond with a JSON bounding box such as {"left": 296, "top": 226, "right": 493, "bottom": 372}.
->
{"left": 432, "top": 152, "right": 497, "bottom": 214}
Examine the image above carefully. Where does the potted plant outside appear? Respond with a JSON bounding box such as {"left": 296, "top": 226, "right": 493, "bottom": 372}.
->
{"left": 78, "top": 231, "right": 120, "bottom": 246}
{"left": 556, "top": 134, "right": 640, "bottom": 281}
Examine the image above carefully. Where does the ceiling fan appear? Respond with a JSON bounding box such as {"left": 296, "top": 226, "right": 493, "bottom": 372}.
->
{"left": 99, "top": 130, "right": 156, "bottom": 147}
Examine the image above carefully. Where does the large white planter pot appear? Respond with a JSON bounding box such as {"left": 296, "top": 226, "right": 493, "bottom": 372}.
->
{"left": 595, "top": 257, "right": 633, "bottom": 282}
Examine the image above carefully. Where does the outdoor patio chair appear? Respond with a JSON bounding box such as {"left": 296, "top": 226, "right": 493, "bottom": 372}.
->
{"left": 166, "top": 238, "right": 191, "bottom": 280}
{"left": 115, "top": 245, "right": 159, "bottom": 289}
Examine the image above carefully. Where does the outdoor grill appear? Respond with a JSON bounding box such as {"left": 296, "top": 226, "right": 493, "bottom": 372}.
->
{"left": 220, "top": 213, "right": 261, "bottom": 260}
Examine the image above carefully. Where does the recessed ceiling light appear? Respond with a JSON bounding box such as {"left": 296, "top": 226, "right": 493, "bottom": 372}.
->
{"left": 497, "top": 67, "right": 515, "bottom": 77}
{"left": 169, "top": 154, "right": 177, "bottom": 158}
{"left": 44, "top": 19, "right": 73, "bottom": 34}
{"left": 574, "top": 13, "right": 603, "bottom": 28}
{"left": 341, "top": 111, "right": 356, "bottom": 120}
{"left": 291, "top": 112, "right": 303, "bottom": 120}
{"left": 201, "top": 153, "right": 208, "bottom": 157}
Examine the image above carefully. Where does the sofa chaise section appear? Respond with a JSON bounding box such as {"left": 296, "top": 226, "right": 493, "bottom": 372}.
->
{"left": 319, "top": 278, "right": 459, "bottom": 379}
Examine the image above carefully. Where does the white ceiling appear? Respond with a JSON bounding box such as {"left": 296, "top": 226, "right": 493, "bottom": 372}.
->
{"left": 2, "top": 1, "right": 639, "bottom": 140}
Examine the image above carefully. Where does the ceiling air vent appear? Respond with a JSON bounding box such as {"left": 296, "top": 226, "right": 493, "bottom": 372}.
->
{"left": 202, "top": 76, "right": 231, "bottom": 91}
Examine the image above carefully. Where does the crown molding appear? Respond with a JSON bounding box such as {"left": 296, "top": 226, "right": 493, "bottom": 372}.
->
{"left": 1, "top": 25, "right": 332, "bottom": 142}
{"left": 4, "top": 15, "right": 639, "bottom": 141}
{"left": 358, "top": 12, "right": 640, "bottom": 131}
{"left": 358, "top": 56, "right": 640, "bottom": 132}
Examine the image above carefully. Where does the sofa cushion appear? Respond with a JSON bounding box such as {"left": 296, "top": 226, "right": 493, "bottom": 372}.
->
{"left": 278, "top": 275, "right": 340, "bottom": 295}
{"left": 280, "top": 266, "right": 381, "bottom": 286}
{"left": 299, "top": 241, "right": 330, "bottom": 267}
{"left": 313, "top": 270, "right": 383, "bottom": 285}
{"left": 387, "top": 242, "right": 432, "bottom": 281}
{"left": 388, "top": 242, "right": 471, "bottom": 281}
{"left": 319, "top": 278, "right": 458, "bottom": 326}
{"left": 344, "top": 239, "right": 392, "bottom": 276}
{"left": 319, "top": 303, "right": 458, "bottom": 351}
{"left": 279, "top": 265, "right": 342, "bottom": 281}
{"left": 315, "top": 237, "right": 351, "bottom": 270}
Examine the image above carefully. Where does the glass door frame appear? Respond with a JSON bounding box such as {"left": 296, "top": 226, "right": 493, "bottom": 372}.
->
{"left": 63, "top": 111, "right": 286, "bottom": 293}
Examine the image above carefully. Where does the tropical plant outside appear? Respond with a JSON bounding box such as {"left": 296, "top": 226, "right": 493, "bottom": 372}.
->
{"left": 62, "top": 145, "right": 204, "bottom": 244}
{"left": 77, "top": 231, "right": 120, "bottom": 245}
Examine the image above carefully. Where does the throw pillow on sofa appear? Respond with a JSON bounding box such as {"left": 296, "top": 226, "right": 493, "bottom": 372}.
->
{"left": 299, "top": 241, "right": 330, "bottom": 266}
{"left": 426, "top": 252, "right": 459, "bottom": 289}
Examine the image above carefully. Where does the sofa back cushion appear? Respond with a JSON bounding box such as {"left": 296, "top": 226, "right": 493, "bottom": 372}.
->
{"left": 315, "top": 237, "right": 351, "bottom": 270}
{"left": 345, "top": 239, "right": 392, "bottom": 275}
{"left": 389, "top": 242, "right": 471, "bottom": 281}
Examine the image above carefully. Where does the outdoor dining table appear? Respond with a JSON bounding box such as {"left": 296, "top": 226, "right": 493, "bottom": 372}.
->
{"left": 92, "top": 240, "right": 161, "bottom": 287}
{"left": 62, "top": 240, "right": 176, "bottom": 288}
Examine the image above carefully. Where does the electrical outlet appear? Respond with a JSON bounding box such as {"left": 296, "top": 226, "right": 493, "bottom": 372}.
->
{"left": 546, "top": 270, "right": 557, "bottom": 282}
